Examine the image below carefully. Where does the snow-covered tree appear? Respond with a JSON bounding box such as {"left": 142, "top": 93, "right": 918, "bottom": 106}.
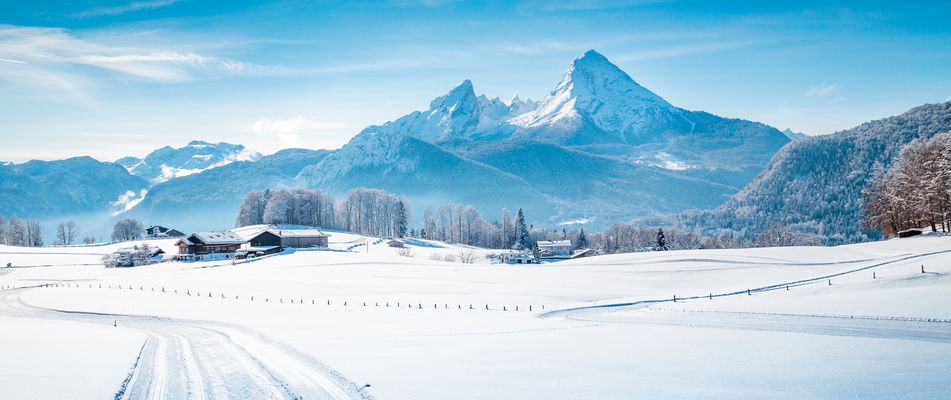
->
{"left": 576, "top": 228, "right": 588, "bottom": 249}
{"left": 7, "top": 217, "right": 27, "bottom": 246}
{"left": 111, "top": 218, "right": 144, "bottom": 242}
{"left": 26, "top": 219, "right": 43, "bottom": 247}
{"left": 654, "top": 228, "right": 669, "bottom": 251}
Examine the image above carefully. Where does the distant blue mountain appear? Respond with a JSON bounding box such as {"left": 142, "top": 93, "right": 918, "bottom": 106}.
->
{"left": 121, "top": 148, "right": 327, "bottom": 232}
{"left": 116, "top": 140, "right": 261, "bottom": 185}
{"left": 0, "top": 156, "right": 147, "bottom": 219}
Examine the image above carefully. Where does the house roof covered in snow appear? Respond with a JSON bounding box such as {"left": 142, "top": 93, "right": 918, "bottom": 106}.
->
{"left": 537, "top": 240, "right": 571, "bottom": 247}
{"left": 188, "top": 231, "right": 245, "bottom": 245}
{"left": 269, "top": 229, "right": 327, "bottom": 238}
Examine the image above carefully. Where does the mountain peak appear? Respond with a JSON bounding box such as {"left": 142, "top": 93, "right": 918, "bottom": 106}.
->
{"left": 575, "top": 49, "right": 610, "bottom": 65}
{"left": 509, "top": 50, "right": 672, "bottom": 134}
{"left": 564, "top": 50, "right": 668, "bottom": 106}
{"left": 429, "top": 79, "right": 476, "bottom": 111}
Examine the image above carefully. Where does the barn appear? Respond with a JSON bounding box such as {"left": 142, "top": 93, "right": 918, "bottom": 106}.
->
{"left": 176, "top": 231, "right": 245, "bottom": 255}
{"left": 270, "top": 229, "right": 329, "bottom": 248}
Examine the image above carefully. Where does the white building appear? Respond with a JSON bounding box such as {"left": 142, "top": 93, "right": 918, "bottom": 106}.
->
{"left": 537, "top": 240, "right": 573, "bottom": 259}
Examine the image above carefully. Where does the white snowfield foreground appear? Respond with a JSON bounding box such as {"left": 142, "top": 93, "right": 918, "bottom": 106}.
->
{"left": 0, "top": 234, "right": 949, "bottom": 399}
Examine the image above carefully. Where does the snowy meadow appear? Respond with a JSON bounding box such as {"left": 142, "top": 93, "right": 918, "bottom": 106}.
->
{"left": 1, "top": 232, "right": 949, "bottom": 399}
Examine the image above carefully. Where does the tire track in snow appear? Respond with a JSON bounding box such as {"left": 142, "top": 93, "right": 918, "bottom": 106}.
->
{"left": 0, "top": 287, "right": 372, "bottom": 400}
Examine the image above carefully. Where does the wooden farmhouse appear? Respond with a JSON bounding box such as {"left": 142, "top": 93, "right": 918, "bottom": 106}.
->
{"left": 176, "top": 232, "right": 245, "bottom": 256}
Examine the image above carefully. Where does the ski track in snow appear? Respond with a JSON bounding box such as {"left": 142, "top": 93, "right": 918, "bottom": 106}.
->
{"left": 543, "top": 249, "right": 951, "bottom": 343}
{"left": 0, "top": 287, "right": 371, "bottom": 400}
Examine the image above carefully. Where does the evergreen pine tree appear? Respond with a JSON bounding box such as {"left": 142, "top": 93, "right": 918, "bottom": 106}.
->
{"left": 576, "top": 228, "right": 588, "bottom": 249}
{"left": 655, "top": 228, "right": 669, "bottom": 251}
{"left": 513, "top": 208, "right": 531, "bottom": 250}
{"left": 395, "top": 199, "right": 408, "bottom": 238}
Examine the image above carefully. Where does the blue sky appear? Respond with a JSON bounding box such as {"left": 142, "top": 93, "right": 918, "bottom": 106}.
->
{"left": 2, "top": 0, "right": 950, "bottom": 162}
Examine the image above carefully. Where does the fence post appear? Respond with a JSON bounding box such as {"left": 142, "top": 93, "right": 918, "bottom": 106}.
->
{"left": 828, "top": 279, "right": 831, "bottom": 286}
{"left": 709, "top": 293, "right": 712, "bottom": 300}
{"left": 673, "top": 294, "right": 676, "bottom": 302}
{"left": 747, "top": 289, "right": 751, "bottom": 295}
{"left": 922, "top": 265, "right": 925, "bottom": 274}
{"left": 873, "top": 271, "right": 876, "bottom": 279}
{"left": 529, "top": 305, "right": 532, "bottom": 312}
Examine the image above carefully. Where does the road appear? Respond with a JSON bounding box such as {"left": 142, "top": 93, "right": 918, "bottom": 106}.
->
{"left": 0, "top": 286, "right": 371, "bottom": 400}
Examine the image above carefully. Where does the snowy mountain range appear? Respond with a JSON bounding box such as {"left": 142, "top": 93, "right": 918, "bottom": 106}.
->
{"left": 116, "top": 140, "right": 261, "bottom": 185}
{"left": 291, "top": 50, "right": 788, "bottom": 228}
{"left": 12, "top": 49, "right": 932, "bottom": 242}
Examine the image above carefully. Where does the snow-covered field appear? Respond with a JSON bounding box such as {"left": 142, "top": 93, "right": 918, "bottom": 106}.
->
{"left": 1, "top": 233, "right": 949, "bottom": 399}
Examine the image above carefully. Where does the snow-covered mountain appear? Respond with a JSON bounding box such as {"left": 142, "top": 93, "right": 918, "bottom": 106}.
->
{"left": 507, "top": 50, "right": 678, "bottom": 142}
{"left": 0, "top": 157, "right": 147, "bottom": 219}
{"left": 122, "top": 148, "right": 327, "bottom": 232}
{"left": 501, "top": 50, "right": 790, "bottom": 175}
{"left": 680, "top": 101, "right": 951, "bottom": 244}
{"left": 117, "top": 140, "right": 262, "bottom": 185}
{"left": 294, "top": 50, "right": 787, "bottom": 226}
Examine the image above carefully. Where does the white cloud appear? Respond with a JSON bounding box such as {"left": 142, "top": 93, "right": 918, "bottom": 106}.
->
{"left": 251, "top": 115, "right": 350, "bottom": 149}
{"left": 69, "top": 0, "right": 181, "bottom": 19}
{"left": 111, "top": 189, "right": 148, "bottom": 215}
{"left": 0, "top": 24, "right": 284, "bottom": 92}
{"left": 558, "top": 218, "right": 590, "bottom": 226}
{"left": 805, "top": 83, "right": 840, "bottom": 97}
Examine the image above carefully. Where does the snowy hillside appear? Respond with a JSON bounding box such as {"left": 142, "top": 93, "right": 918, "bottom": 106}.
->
{"left": 0, "top": 234, "right": 948, "bottom": 399}
{"left": 117, "top": 140, "right": 262, "bottom": 185}
{"left": 683, "top": 101, "right": 951, "bottom": 244}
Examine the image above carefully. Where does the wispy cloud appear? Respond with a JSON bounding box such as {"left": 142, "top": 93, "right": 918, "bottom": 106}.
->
{"left": 805, "top": 83, "right": 839, "bottom": 97}
{"left": 0, "top": 24, "right": 285, "bottom": 99}
{"left": 69, "top": 0, "right": 181, "bottom": 19}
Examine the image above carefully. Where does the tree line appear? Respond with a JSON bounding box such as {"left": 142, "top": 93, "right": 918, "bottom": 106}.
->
{"left": 235, "top": 187, "right": 825, "bottom": 253}
{"left": 236, "top": 188, "right": 408, "bottom": 238}
{"left": 863, "top": 132, "right": 951, "bottom": 235}
{"left": 0, "top": 216, "right": 45, "bottom": 246}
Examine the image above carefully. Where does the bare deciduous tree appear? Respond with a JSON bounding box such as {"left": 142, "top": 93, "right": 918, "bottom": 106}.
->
{"left": 112, "top": 218, "right": 144, "bottom": 242}
{"left": 56, "top": 220, "right": 79, "bottom": 245}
